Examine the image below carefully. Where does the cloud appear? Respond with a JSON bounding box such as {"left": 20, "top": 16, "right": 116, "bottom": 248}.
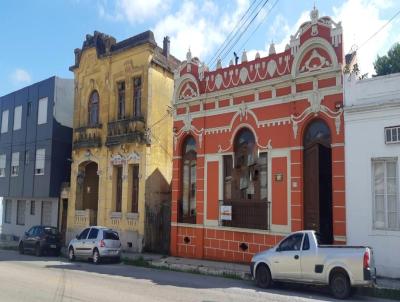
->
{"left": 153, "top": 0, "right": 250, "bottom": 65}
{"left": 99, "top": 0, "right": 171, "bottom": 24}
{"left": 246, "top": 10, "right": 309, "bottom": 61}
{"left": 248, "top": 0, "right": 398, "bottom": 76}
{"left": 10, "top": 69, "right": 32, "bottom": 85}
{"left": 333, "top": 0, "right": 396, "bottom": 76}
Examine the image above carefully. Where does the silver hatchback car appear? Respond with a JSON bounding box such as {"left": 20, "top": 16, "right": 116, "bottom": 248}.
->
{"left": 68, "top": 226, "right": 121, "bottom": 264}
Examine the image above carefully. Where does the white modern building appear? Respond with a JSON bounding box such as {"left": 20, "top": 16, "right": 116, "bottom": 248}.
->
{"left": 345, "top": 71, "right": 400, "bottom": 278}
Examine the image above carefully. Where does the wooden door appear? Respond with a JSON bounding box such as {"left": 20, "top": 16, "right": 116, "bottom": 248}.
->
{"left": 304, "top": 144, "right": 320, "bottom": 231}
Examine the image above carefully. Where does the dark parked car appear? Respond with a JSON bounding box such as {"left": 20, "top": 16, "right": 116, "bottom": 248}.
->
{"left": 18, "top": 226, "right": 61, "bottom": 256}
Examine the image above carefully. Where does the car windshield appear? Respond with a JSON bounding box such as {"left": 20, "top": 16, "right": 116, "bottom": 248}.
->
{"left": 103, "top": 230, "right": 119, "bottom": 240}
{"left": 43, "top": 227, "right": 59, "bottom": 235}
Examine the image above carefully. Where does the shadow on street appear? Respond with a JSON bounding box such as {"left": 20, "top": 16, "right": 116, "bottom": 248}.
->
{"left": 0, "top": 249, "right": 372, "bottom": 302}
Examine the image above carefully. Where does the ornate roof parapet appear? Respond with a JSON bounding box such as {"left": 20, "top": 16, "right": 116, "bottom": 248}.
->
{"left": 173, "top": 7, "right": 343, "bottom": 104}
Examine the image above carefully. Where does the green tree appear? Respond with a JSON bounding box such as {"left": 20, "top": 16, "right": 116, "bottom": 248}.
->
{"left": 374, "top": 43, "right": 400, "bottom": 76}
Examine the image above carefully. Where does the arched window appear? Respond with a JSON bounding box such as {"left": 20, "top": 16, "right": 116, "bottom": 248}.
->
{"left": 88, "top": 91, "right": 99, "bottom": 126}
{"left": 180, "top": 136, "right": 196, "bottom": 223}
{"left": 234, "top": 129, "right": 257, "bottom": 200}
{"left": 303, "top": 119, "right": 331, "bottom": 147}
{"left": 222, "top": 128, "right": 269, "bottom": 230}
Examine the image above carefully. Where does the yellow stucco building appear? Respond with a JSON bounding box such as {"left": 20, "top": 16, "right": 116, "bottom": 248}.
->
{"left": 65, "top": 31, "right": 179, "bottom": 252}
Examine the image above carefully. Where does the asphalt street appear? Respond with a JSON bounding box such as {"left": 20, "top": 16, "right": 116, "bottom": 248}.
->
{"left": 0, "top": 249, "right": 386, "bottom": 302}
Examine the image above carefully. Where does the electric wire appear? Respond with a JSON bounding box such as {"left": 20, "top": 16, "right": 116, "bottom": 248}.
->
{"left": 219, "top": 0, "right": 270, "bottom": 65}
{"left": 207, "top": 0, "right": 260, "bottom": 67}
{"left": 358, "top": 7, "right": 400, "bottom": 50}
{"left": 208, "top": 0, "right": 267, "bottom": 68}
{"left": 238, "top": 0, "right": 280, "bottom": 54}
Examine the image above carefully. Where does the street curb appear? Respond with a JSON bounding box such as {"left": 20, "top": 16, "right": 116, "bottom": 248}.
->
{"left": 123, "top": 255, "right": 400, "bottom": 300}
{"left": 150, "top": 259, "right": 252, "bottom": 281}
{"left": 357, "top": 286, "right": 400, "bottom": 301}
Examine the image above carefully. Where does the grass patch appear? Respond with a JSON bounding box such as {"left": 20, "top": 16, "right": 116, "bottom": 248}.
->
{"left": 221, "top": 272, "right": 243, "bottom": 280}
{"left": 122, "top": 256, "right": 150, "bottom": 267}
{"left": 359, "top": 287, "right": 400, "bottom": 301}
{"left": 122, "top": 256, "right": 246, "bottom": 281}
{"left": 0, "top": 245, "right": 18, "bottom": 251}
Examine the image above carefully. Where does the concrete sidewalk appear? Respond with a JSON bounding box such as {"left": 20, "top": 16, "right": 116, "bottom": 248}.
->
{"left": 122, "top": 252, "right": 400, "bottom": 300}
{"left": 123, "top": 252, "right": 251, "bottom": 280}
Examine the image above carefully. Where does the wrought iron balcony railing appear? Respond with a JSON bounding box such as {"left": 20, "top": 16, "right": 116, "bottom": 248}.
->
{"left": 221, "top": 200, "right": 271, "bottom": 230}
{"left": 73, "top": 125, "right": 102, "bottom": 149}
{"left": 105, "top": 117, "right": 148, "bottom": 146}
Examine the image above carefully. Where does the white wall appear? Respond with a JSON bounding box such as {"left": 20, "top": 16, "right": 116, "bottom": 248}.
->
{"left": 344, "top": 72, "right": 400, "bottom": 278}
{"left": 0, "top": 198, "right": 58, "bottom": 240}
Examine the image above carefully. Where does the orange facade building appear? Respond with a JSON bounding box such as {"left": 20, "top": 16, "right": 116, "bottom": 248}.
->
{"left": 171, "top": 8, "right": 345, "bottom": 263}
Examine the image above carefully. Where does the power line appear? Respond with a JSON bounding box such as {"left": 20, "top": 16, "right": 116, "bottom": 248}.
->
{"left": 209, "top": 0, "right": 263, "bottom": 66}
{"left": 238, "top": 0, "right": 280, "bottom": 54}
{"left": 207, "top": 0, "right": 260, "bottom": 67}
{"left": 219, "top": 0, "right": 270, "bottom": 65}
{"left": 358, "top": 7, "right": 400, "bottom": 50}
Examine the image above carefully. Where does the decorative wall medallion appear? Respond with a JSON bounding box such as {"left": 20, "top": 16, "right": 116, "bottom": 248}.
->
{"left": 300, "top": 49, "right": 330, "bottom": 73}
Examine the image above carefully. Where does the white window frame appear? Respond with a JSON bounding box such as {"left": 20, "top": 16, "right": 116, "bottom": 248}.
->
{"left": 38, "top": 97, "right": 48, "bottom": 125}
{"left": 11, "top": 152, "right": 19, "bottom": 177}
{"left": 372, "top": 157, "right": 399, "bottom": 230}
{"left": 13, "top": 105, "right": 22, "bottom": 131}
{"left": 35, "top": 148, "right": 45, "bottom": 175}
{"left": 0, "top": 154, "right": 6, "bottom": 177}
{"left": 1, "top": 110, "right": 9, "bottom": 133}
{"left": 385, "top": 126, "right": 400, "bottom": 144}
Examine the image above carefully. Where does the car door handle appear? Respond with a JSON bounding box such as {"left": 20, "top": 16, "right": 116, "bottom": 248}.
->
{"left": 294, "top": 255, "right": 299, "bottom": 260}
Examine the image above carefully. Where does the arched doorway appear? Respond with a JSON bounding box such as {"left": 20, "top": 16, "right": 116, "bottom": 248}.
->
{"left": 303, "top": 120, "right": 333, "bottom": 244}
{"left": 76, "top": 161, "right": 99, "bottom": 226}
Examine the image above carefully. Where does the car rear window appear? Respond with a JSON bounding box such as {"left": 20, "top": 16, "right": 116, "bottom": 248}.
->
{"left": 103, "top": 230, "right": 119, "bottom": 240}
{"left": 44, "top": 227, "right": 59, "bottom": 235}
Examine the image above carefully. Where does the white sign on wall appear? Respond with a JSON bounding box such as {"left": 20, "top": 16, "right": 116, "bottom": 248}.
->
{"left": 220, "top": 205, "right": 232, "bottom": 221}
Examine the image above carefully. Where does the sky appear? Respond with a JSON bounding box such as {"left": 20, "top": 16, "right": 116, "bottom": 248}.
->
{"left": 0, "top": 0, "right": 399, "bottom": 96}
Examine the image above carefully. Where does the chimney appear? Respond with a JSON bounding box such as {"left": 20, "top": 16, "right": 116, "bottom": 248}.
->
{"left": 163, "top": 36, "right": 170, "bottom": 58}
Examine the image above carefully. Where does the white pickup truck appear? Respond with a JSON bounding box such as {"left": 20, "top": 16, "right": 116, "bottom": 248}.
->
{"left": 250, "top": 230, "right": 376, "bottom": 299}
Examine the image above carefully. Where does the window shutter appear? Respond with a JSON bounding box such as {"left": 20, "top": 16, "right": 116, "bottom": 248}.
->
{"left": 13, "top": 106, "right": 22, "bottom": 130}
{"left": 1, "top": 110, "right": 9, "bottom": 133}
{"left": 38, "top": 97, "right": 48, "bottom": 125}
{"left": 0, "top": 154, "right": 6, "bottom": 169}
{"left": 41, "top": 201, "right": 52, "bottom": 226}
{"left": 12, "top": 152, "right": 19, "bottom": 167}
{"left": 35, "top": 149, "right": 45, "bottom": 173}
{"left": 17, "top": 200, "right": 26, "bottom": 225}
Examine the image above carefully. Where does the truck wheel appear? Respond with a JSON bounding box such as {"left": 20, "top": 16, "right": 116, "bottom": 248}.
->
{"left": 330, "top": 271, "right": 351, "bottom": 299}
{"left": 255, "top": 264, "right": 272, "bottom": 289}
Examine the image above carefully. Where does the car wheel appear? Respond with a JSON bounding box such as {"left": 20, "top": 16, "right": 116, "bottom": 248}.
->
{"left": 35, "top": 244, "right": 42, "bottom": 257}
{"left": 330, "top": 271, "right": 351, "bottom": 299}
{"left": 18, "top": 242, "right": 24, "bottom": 255}
{"left": 68, "top": 247, "right": 75, "bottom": 262}
{"left": 92, "top": 249, "right": 101, "bottom": 264}
{"left": 255, "top": 264, "right": 272, "bottom": 289}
